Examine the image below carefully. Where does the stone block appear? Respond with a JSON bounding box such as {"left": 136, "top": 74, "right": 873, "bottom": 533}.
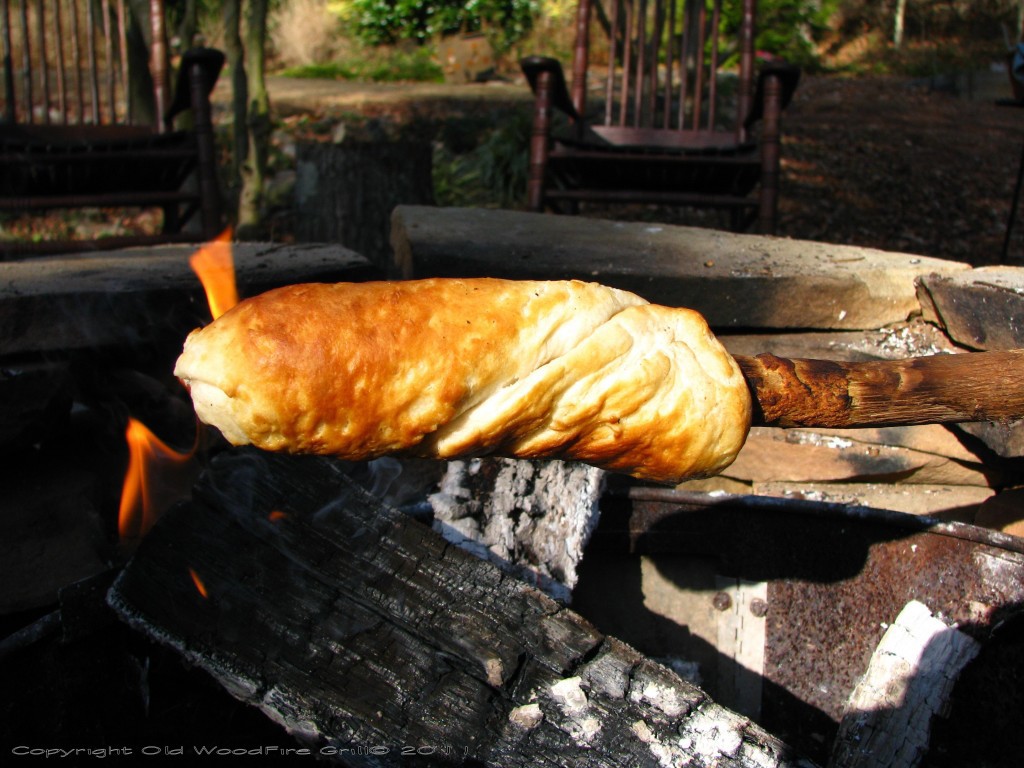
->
{"left": 917, "top": 266, "right": 1024, "bottom": 350}
{"left": 391, "top": 206, "right": 970, "bottom": 330}
{"left": 722, "top": 427, "right": 997, "bottom": 487}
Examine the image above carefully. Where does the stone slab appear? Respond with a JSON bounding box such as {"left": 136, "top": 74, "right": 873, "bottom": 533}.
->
{"left": 391, "top": 206, "right": 970, "bottom": 330}
{"left": 719, "top": 321, "right": 957, "bottom": 362}
{"left": 975, "top": 488, "right": 1024, "bottom": 537}
{"left": 722, "top": 427, "right": 997, "bottom": 487}
{"left": 916, "top": 267, "right": 1024, "bottom": 455}
{"left": 917, "top": 266, "right": 1024, "bottom": 351}
{"left": 958, "top": 420, "right": 1024, "bottom": 458}
{"left": 752, "top": 482, "right": 992, "bottom": 520}
{"left": 0, "top": 242, "right": 376, "bottom": 356}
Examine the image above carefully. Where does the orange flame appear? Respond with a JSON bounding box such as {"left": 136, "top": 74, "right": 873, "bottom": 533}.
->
{"left": 118, "top": 418, "right": 196, "bottom": 544}
{"left": 189, "top": 227, "right": 238, "bottom": 320}
{"left": 189, "top": 568, "right": 209, "bottom": 599}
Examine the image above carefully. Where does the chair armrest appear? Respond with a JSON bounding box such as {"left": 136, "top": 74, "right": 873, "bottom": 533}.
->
{"left": 520, "top": 56, "right": 579, "bottom": 122}
{"left": 165, "top": 47, "right": 226, "bottom": 125}
{"left": 744, "top": 61, "right": 800, "bottom": 129}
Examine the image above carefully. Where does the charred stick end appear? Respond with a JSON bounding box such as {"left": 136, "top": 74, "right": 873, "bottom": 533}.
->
{"left": 734, "top": 353, "right": 853, "bottom": 428}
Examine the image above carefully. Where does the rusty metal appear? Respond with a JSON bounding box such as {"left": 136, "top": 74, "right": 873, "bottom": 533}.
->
{"left": 749, "top": 597, "right": 769, "bottom": 618}
{"left": 594, "top": 485, "right": 1024, "bottom": 764}
{"left": 712, "top": 591, "right": 732, "bottom": 612}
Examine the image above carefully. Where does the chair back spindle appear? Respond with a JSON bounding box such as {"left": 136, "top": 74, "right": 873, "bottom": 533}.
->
{"left": 0, "top": 0, "right": 169, "bottom": 127}
{"left": 521, "top": 0, "right": 800, "bottom": 233}
{"left": 0, "top": 0, "right": 226, "bottom": 256}
{"left": 572, "top": 0, "right": 756, "bottom": 142}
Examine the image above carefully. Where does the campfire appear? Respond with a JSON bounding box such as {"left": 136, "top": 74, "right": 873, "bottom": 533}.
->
{"left": 3, "top": 216, "right": 1024, "bottom": 767}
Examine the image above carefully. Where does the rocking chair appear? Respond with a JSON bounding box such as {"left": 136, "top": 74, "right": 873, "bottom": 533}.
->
{"left": 521, "top": 0, "right": 799, "bottom": 233}
{"left": 0, "top": 0, "right": 225, "bottom": 256}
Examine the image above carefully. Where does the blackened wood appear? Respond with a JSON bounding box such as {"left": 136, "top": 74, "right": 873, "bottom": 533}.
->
{"left": 1, "top": 464, "right": 107, "bottom": 613}
{"left": 109, "top": 451, "right": 808, "bottom": 767}
{"left": 736, "top": 350, "right": 1024, "bottom": 428}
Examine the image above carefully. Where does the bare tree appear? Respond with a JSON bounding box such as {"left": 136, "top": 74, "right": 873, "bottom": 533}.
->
{"left": 893, "top": 0, "right": 907, "bottom": 48}
{"left": 222, "top": 0, "right": 270, "bottom": 238}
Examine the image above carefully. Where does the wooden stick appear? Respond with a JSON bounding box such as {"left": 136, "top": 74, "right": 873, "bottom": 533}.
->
{"left": 734, "top": 350, "right": 1024, "bottom": 428}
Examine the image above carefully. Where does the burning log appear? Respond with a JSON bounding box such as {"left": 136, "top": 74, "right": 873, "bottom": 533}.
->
{"left": 108, "top": 450, "right": 808, "bottom": 766}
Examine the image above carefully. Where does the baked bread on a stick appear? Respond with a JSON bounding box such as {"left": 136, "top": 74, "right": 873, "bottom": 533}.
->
{"left": 174, "top": 278, "right": 751, "bottom": 484}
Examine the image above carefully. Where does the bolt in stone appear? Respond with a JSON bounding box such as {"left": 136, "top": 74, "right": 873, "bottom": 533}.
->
{"left": 712, "top": 592, "right": 732, "bottom": 612}
{"left": 749, "top": 597, "right": 769, "bottom": 618}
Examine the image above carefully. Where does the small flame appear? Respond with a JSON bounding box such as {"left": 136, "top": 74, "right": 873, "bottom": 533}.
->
{"left": 268, "top": 510, "right": 289, "bottom": 523}
{"left": 189, "top": 568, "right": 209, "bottom": 599}
{"left": 189, "top": 227, "right": 238, "bottom": 320}
{"left": 118, "top": 418, "right": 196, "bottom": 544}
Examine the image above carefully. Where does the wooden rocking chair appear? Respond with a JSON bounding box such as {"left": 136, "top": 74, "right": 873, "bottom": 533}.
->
{"left": 0, "top": 0, "right": 224, "bottom": 257}
{"left": 521, "top": 0, "right": 799, "bottom": 234}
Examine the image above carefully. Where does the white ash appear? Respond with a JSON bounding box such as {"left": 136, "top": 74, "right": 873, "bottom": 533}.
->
{"left": 549, "top": 676, "right": 589, "bottom": 714}
{"left": 507, "top": 703, "right": 544, "bottom": 730}
{"left": 428, "top": 458, "right": 605, "bottom": 602}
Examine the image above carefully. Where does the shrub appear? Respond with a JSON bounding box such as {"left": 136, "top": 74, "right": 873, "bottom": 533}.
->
{"left": 349, "top": 0, "right": 540, "bottom": 57}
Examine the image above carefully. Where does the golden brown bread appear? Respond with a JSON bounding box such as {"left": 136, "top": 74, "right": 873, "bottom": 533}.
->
{"left": 174, "top": 278, "right": 751, "bottom": 484}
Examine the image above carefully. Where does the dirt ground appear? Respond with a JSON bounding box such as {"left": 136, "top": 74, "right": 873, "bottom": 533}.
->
{"left": 777, "top": 72, "right": 1024, "bottom": 267}
{"left": 267, "top": 69, "right": 1024, "bottom": 268}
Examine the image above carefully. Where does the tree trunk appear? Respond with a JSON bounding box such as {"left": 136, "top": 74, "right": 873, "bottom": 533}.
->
{"left": 893, "top": 0, "right": 907, "bottom": 49}
{"left": 174, "top": 0, "right": 198, "bottom": 50}
{"left": 222, "top": 0, "right": 247, "bottom": 184}
{"left": 238, "top": 0, "right": 270, "bottom": 237}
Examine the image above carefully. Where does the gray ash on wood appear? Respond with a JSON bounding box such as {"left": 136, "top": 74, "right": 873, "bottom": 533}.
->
{"left": 428, "top": 457, "right": 605, "bottom": 602}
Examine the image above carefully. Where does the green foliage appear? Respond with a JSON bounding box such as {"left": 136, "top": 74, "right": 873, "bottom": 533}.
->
{"left": 349, "top": 0, "right": 540, "bottom": 56}
{"left": 723, "top": 0, "right": 840, "bottom": 69}
{"left": 434, "top": 111, "right": 532, "bottom": 209}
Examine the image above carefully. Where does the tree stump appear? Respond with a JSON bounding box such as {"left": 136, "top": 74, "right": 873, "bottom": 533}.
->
{"left": 295, "top": 140, "right": 434, "bottom": 270}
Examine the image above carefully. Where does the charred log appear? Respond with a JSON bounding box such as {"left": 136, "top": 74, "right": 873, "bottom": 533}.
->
{"left": 108, "top": 450, "right": 809, "bottom": 767}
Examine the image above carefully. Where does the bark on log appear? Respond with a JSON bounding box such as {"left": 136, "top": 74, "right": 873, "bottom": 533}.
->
{"left": 108, "top": 450, "right": 810, "bottom": 767}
